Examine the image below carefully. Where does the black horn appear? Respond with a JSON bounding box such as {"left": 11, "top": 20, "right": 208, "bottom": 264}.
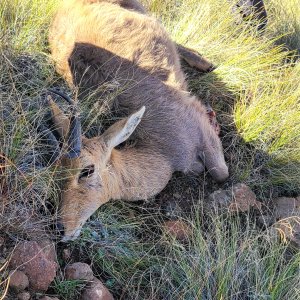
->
{"left": 47, "top": 89, "right": 82, "bottom": 159}
{"left": 66, "top": 111, "right": 82, "bottom": 159}
{"left": 48, "top": 88, "right": 75, "bottom": 105}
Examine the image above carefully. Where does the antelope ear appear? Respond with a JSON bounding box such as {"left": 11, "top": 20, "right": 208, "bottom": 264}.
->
{"left": 103, "top": 106, "right": 145, "bottom": 149}
{"left": 48, "top": 95, "right": 70, "bottom": 139}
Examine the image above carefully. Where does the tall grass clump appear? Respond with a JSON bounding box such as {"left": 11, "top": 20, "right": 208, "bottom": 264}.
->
{"left": 266, "top": 0, "right": 300, "bottom": 53}
{"left": 0, "top": 0, "right": 59, "bottom": 52}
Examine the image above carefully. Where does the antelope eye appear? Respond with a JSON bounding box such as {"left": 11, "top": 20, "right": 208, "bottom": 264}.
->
{"left": 79, "top": 165, "right": 95, "bottom": 180}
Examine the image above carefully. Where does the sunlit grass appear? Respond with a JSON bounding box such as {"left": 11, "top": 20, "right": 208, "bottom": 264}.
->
{"left": 267, "top": 0, "right": 300, "bottom": 52}
{"left": 0, "top": 0, "right": 58, "bottom": 52}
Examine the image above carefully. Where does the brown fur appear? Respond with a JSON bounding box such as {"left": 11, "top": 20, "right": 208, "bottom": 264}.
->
{"left": 49, "top": 0, "right": 229, "bottom": 241}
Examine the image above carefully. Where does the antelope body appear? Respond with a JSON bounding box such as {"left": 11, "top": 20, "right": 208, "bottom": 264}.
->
{"left": 49, "top": 0, "right": 229, "bottom": 241}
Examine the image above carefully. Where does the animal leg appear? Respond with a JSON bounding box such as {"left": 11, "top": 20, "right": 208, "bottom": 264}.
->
{"left": 234, "top": 0, "right": 267, "bottom": 32}
{"left": 176, "top": 44, "right": 215, "bottom": 73}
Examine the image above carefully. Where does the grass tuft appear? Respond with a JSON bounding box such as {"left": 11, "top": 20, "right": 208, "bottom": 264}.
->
{"left": 52, "top": 278, "right": 86, "bottom": 300}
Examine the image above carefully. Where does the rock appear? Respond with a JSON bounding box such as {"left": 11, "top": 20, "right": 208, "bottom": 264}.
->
{"left": 231, "top": 183, "right": 261, "bottom": 212}
{"left": 62, "top": 248, "right": 71, "bottom": 262}
{"left": 17, "top": 291, "right": 31, "bottom": 300}
{"left": 163, "top": 220, "right": 192, "bottom": 241}
{"left": 208, "top": 189, "right": 232, "bottom": 208}
{"left": 273, "top": 197, "right": 300, "bottom": 248}
{"left": 9, "top": 241, "right": 58, "bottom": 291}
{"left": 208, "top": 183, "right": 261, "bottom": 212}
{"left": 39, "top": 296, "right": 60, "bottom": 300}
{"left": 81, "top": 277, "right": 114, "bottom": 300}
{"left": 37, "top": 239, "right": 57, "bottom": 262}
{"left": 65, "top": 262, "right": 94, "bottom": 281}
{"left": 9, "top": 270, "right": 29, "bottom": 291}
{"left": 273, "top": 197, "right": 300, "bottom": 219}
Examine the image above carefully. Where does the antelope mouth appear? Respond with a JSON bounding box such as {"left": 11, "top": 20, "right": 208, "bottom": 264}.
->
{"left": 209, "top": 164, "right": 229, "bottom": 183}
{"left": 61, "top": 228, "right": 82, "bottom": 242}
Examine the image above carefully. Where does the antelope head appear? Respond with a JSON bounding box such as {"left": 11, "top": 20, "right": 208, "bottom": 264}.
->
{"left": 47, "top": 91, "right": 145, "bottom": 241}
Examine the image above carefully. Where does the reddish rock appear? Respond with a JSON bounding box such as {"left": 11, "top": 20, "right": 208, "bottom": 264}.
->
{"left": 209, "top": 183, "right": 261, "bottom": 212}
{"left": 65, "top": 262, "right": 94, "bottom": 281}
{"left": 163, "top": 220, "right": 192, "bottom": 241}
{"left": 17, "top": 291, "right": 31, "bottom": 300}
{"left": 9, "top": 241, "right": 58, "bottom": 291}
{"left": 81, "top": 277, "right": 114, "bottom": 300}
{"left": 230, "top": 183, "right": 261, "bottom": 212}
{"left": 273, "top": 197, "right": 300, "bottom": 248}
{"left": 9, "top": 270, "right": 29, "bottom": 291}
{"left": 37, "top": 239, "right": 57, "bottom": 262}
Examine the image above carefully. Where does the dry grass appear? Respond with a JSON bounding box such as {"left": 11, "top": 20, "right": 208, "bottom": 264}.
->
{"left": 0, "top": 0, "right": 300, "bottom": 299}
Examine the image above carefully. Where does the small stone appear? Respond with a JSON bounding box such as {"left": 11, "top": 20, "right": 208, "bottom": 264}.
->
{"left": 39, "top": 296, "right": 60, "bottom": 300}
{"left": 273, "top": 197, "right": 300, "bottom": 219}
{"left": 62, "top": 248, "right": 71, "bottom": 262}
{"left": 9, "top": 270, "right": 29, "bottom": 291}
{"left": 272, "top": 197, "right": 300, "bottom": 248}
{"left": 65, "top": 262, "right": 94, "bottom": 281}
{"left": 231, "top": 183, "right": 261, "bottom": 212}
{"left": 81, "top": 277, "right": 114, "bottom": 300}
{"left": 9, "top": 241, "right": 58, "bottom": 291}
{"left": 17, "top": 291, "right": 31, "bottom": 300}
{"left": 163, "top": 220, "right": 192, "bottom": 241}
{"left": 208, "top": 189, "right": 232, "bottom": 209}
{"left": 208, "top": 183, "right": 261, "bottom": 213}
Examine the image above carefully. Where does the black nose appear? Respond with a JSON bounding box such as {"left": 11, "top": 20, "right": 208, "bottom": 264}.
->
{"left": 56, "top": 222, "right": 65, "bottom": 236}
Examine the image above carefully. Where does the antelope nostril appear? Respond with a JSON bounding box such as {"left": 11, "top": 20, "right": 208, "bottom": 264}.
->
{"left": 56, "top": 222, "right": 65, "bottom": 235}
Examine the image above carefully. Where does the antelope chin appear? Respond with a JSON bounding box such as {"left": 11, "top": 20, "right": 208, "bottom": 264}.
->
{"left": 61, "top": 228, "right": 82, "bottom": 242}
